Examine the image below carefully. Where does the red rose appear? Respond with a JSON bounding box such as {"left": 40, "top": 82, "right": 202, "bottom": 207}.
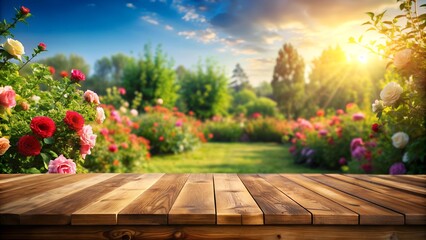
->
{"left": 18, "top": 135, "right": 41, "bottom": 156}
{"left": 49, "top": 66, "right": 55, "bottom": 75}
{"left": 30, "top": 116, "right": 56, "bottom": 138}
{"left": 20, "top": 6, "right": 30, "bottom": 15}
{"left": 38, "top": 43, "right": 46, "bottom": 51}
{"left": 159, "top": 136, "right": 164, "bottom": 141}
{"left": 70, "top": 69, "right": 86, "bottom": 82}
{"left": 108, "top": 144, "right": 118, "bottom": 153}
{"left": 372, "top": 123, "right": 380, "bottom": 133}
{"left": 64, "top": 111, "right": 85, "bottom": 131}
{"left": 316, "top": 109, "right": 325, "bottom": 117}
{"left": 60, "top": 71, "right": 68, "bottom": 78}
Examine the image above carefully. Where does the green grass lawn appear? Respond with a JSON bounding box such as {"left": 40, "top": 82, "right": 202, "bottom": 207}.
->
{"left": 137, "top": 142, "right": 335, "bottom": 173}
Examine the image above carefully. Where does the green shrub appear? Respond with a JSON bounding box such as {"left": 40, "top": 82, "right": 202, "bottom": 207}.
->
{"left": 245, "top": 117, "right": 290, "bottom": 142}
{"left": 203, "top": 120, "right": 244, "bottom": 142}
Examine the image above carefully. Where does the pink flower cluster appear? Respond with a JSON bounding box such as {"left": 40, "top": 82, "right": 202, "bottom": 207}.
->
{"left": 0, "top": 86, "right": 16, "bottom": 109}
{"left": 48, "top": 155, "right": 76, "bottom": 174}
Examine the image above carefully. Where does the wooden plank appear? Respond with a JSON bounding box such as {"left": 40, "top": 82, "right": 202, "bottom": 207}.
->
{"left": 118, "top": 174, "right": 189, "bottom": 225}
{"left": 283, "top": 174, "right": 404, "bottom": 225}
{"left": 71, "top": 173, "right": 164, "bottom": 225}
{"left": 262, "top": 174, "right": 358, "bottom": 225}
{"left": 214, "top": 174, "right": 263, "bottom": 225}
{"left": 307, "top": 174, "right": 426, "bottom": 225}
{"left": 0, "top": 174, "right": 116, "bottom": 225}
{"left": 328, "top": 174, "right": 426, "bottom": 207}
{"left": 1, "top": 225, "right": 425, "bottom": 240}
{"left": 375, "top": 175, "right": 426, "bottom": 188}
{"left": 19, "top": 174, "right": 135, "bottom": 225}
{"left": 0, "top": 174, "right": 35, "bottom": 183}
{"left": 394, "top": 175, "right": 426, "bottom": 186}
{"left": 239, "top": 174, "right": 311, "bottom": 224}
{"left": 348, "top": 174, "right": 426, "bottom": 196}
{"left": 168, "top": 174, "right": 215, "bottom": 225}
{"left": 0, "top": 174, "right": 99, "bottom": 206}
{"left": 0, "top": 174, "right": 73, "bottom": 193}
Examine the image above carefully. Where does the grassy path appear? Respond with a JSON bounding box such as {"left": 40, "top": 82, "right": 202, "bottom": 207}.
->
{"left": 138, "top": 143, "right": 334, "bottom": 173}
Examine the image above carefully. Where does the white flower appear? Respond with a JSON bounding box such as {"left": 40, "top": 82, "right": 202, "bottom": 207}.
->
{"left": 372, "top": 100, "right": 383, "bottom": 113}
{"left": 130, "top": 109, "right": 138, "bottom": 116}
{"left": 95, "top": 107, "right": 106, "bottom": 124}
{"left": 156, "top": 98, "right": 163, "bottom": 105}
{"left": 2, "top": 38, "right": 25, "bottom": 61}
{"left": 392, "top": 132, "right": 409, "bottom": 149}
{"left": 30, "top": 95, "right": 41, "bottom": 103}
{"left": 393, "top": 49, "right": 412, "bottom": 69}
{"left": 380, "top": 82, "right": 403, "bottom": 106}
{"left": 119, "top": 106, "right": 127, "bottom": 113}
{"left": 402, "top": 152, "right": 409, "bottom": 163}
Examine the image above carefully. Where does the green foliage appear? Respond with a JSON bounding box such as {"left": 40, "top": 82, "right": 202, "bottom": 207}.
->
{"left": 245, "top": 97, "right": 279, "bottom": 117}
{"left": 203, "top": 120, "right": 244, "bottom": 142}
{"left": 179, "top": 59, "right": 231, "bottom": 119}
{"left": 229, "top": 63, "right": 251, "bottom": 91}
{"left": 271, "top": 43, "right": 305, "bottom": 119}
{"left": 37, "top": 54, "right": 90, "bottom": 79}
{"left": 122, "top": 44, "right": 178, "bottom": 111}
{"left": 245, "top": 117, "right": 290, "bottom": 142}
{"left": 255, "top": 81, "right": 273, "bottom": 98}
{"left": 133, "top": 106, "right": 203, "bottom": 154}
{"left": 101, "top": 86, "right": 127, "bottom": 109}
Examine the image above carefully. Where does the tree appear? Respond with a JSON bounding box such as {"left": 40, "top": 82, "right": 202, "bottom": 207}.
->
{"left": 255, "top": 81, "right": 273, "bottom": 98}
{"left": 271, "top": 43, "right": 305, "bottom": 118}
{"left": 305, "top": 46, "right": 374, "bottom": 115}
{"left": 179, "top": 59, "right": 231, "bottom": 119}
{"left": 122, "top": 44, "right": 178, "bottom": 110}
{"left": 229, "top": 63, "right": 251, "bottom": 91}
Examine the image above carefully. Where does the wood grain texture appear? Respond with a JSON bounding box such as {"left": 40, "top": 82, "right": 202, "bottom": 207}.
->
{"left": 348, "top": 174, "right": 426, "bottom": 196}
{"left": 283, "top": 174, "right": 404, "bottom": 225}
{"left": 118, "top": 174, "right": 189, "bottom": 225}
{"left": 306, "top": 174, "right": 426, "bottom": 225}
{"left": 0, "top": 174, "right": 117, "bottom": 225}
{"left": 262, "top": 174, "right": 358, "bottom": 225}
{"left": 214, "top": 174, "right": 263, "bottom": 225}
{"left": 1, "top": 225, "right": 425, "bottom": 240}
{"left": 0, "top": 174, "right": 36, "bottom": 183}
{"left": 19, "top": 174, "right": 134, "bottom": 225}
{"left": 239, "top": 174, "right": 311, "bottom": 224}
{"left": 0, "top": 174, "right": 72, "bottom": 194}
{"left": 327, "top": 174, "right": 426, "bottom": 207}
{"left": 71, "top": 173, "right": 164, "bottom": 225}
{"left": 168, "top": 174, "right": 215, "bottom": 225}
{"left": 376, "top": 175, "right": 426, "bottom": 188}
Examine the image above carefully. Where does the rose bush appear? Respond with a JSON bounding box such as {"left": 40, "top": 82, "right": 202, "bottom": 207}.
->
{"left": 352, "top": 0, "right": 426, "bottom": 174}
{"left": 0, "top": 7, "right": 101, "bottom": 173}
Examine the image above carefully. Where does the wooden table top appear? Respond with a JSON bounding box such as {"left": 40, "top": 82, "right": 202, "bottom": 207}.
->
{"left": 1, "top": 173, "right": 425, "bottom": 226}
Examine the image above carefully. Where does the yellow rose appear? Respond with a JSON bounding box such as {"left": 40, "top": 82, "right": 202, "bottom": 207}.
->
{"left": 0, "top": 137, "right": 10, "bottom": 155}
{"left": 380, "top": 82, "right": 403, "bottom": 106}
{"left": 2, "top": 38, "right": 25, "bottom": 61}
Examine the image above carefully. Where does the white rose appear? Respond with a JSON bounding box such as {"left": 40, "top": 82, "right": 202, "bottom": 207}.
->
{"left": 130, "top": 109, "right": 138, "bottom": 116}
{"left": 30, "top": 95, "right": 41, "bottom": 103}
{"left": 119, "top": 106, "right": 127, "bottom": 113}
{"left": 392, "top": 132, "right": 409, "bottom": 149}
{"left": 96, "top": 107, "right": 106, "bottom": 124}
{"left": 372, "top": 99, "right": 383, "bottom": 113}
{"left": 394, "top": 49, "right": 412, "bottom": 69}
{"left": 380, "top": 82, "right": 403, "bottom": 106}
{"left": 156, "top": 98, "right": 163, "bottom": 105}
{"left": 2, "top": 38, "right": 25, "bottom": 61}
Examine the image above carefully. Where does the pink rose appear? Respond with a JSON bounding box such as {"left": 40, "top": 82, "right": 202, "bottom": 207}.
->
{"left": 79, "top": 125, "right": 97, "bottom": 159}
{"left": 83, "top": 90, "right": 100, "bottom": 104}
{"left": 352, "top": 112, "right": 365, "bottom": 121}
{"left": 0, "top": 137, "right": 10, "bottom": 155}
{"left": 96, "top": 107, "right": 105, "bottom": 124}
{"left": 70, "top": 69, "right": 86, "bottom": 82}
{"left": 118, "top": 87, "right": 126, "bottom": 95}
{"left": 48, "top": 155, "right": 76, "bottom": 174}
{"left": 393, "top": 49, "right": 412, "bottom": 69}
{"left": 0, "top": 86, "right": 16, "bottom": 108}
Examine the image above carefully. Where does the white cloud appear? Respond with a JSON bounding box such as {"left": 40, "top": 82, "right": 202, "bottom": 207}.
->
{"left": 178, "top": 28, "right": 217, "bottom": 43}
{"left": 141, "top": 16, "right": 159, "bottom": 25}
{"left": 126, "top": 3, "right": 136, "bottom": 9}
{"left": 182, "top": 10, "right": 206, "bottom": 22}
{"left": 165, "top": 25, "right": 174, "bottom": 31}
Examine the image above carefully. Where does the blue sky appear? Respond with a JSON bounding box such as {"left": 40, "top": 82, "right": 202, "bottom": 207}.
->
{"left": 1, "top": 0, "right": 420, "bottom": 86}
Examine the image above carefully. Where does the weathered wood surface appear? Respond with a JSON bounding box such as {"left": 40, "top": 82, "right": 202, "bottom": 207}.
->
{"left": 1, "top": 174, "right": 425, "bottom": 239}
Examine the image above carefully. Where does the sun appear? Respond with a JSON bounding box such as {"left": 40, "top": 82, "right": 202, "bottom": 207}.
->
{"left": 357, "top": 54, "right": 368, "bottom": 64}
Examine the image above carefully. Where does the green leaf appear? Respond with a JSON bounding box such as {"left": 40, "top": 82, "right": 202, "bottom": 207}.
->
{"left": 420, "top": 4, "right": 426, "bottom": 8}
{"left": 48, "top": 150, "right": 58, "bottom": 158}
{"left": 366, "top": 12, "right": 375, "bottom": 20}
{"left": 348, "top": 36, "right": 356, "bottom": 43}
{"left": 399, "top": 3, "right": 405, "bottom": 10}
{"left": 361, "top": 21, "right": 371, "bottom": 26}
{"left": 358, "top": 35, "right": 363, "bottom": 42}
{"left": 44, "top": 137, "right": 55, "bottom": 144}
{"left": 40, "top": 152, "right": 50, "bottom": 169}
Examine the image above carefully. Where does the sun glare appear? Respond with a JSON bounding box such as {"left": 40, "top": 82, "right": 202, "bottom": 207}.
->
{"left": 357, "top": 54, "right": 368, "bottom": 63}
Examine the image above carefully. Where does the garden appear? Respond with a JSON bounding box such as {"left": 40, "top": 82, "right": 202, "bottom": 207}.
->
{"left": 0, "top": 0, "right": 425, "bottom": 175}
